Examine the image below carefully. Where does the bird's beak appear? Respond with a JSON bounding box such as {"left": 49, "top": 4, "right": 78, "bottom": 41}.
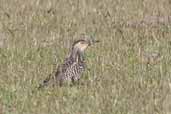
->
{"left": 94, "top": 40, "right": 100, "bottom": 43}
{"left": 89, "top": 39, "right": 100, "bottom": 46}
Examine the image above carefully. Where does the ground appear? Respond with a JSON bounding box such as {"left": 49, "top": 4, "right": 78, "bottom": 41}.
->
{"left": 0, "top": 0, "right": 171, "bottom": 114}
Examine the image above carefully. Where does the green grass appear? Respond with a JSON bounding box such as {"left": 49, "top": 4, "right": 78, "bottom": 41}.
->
{"left": 0, "top": 0, "right": 171, "bottom": 114}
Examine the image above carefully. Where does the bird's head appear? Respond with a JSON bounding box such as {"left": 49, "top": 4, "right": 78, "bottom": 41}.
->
{"left": 72, "top": 35, "right": 100, "bottom": 52}
{"left": 69, "top": 35, "right": 99, "bottom": 61}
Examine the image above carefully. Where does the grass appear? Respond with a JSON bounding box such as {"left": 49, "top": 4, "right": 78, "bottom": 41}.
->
{"left": 0, "top": 0, "right": 171, "bottom": 114}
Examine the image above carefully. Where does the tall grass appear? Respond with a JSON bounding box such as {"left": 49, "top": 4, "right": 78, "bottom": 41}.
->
{"left": 0, "top": 0, "right": 171, "bottom": 114}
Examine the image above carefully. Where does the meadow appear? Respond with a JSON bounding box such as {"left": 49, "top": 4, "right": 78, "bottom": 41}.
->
{"left": 0, "top": 0, "right": 171, "bottom": 114}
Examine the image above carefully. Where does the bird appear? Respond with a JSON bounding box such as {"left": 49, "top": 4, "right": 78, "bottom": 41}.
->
{"left": 38, "top": 36, "right": 99, "bottom": 88}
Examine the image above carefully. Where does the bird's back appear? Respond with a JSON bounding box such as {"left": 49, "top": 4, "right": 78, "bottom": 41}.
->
{"left": 56, "top": 57, "right": 86, "bottom": 86}
{"left": 38, "top": 56, "right": 86, "bottom": 89}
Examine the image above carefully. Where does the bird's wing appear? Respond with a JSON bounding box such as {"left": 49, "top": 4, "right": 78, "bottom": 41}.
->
{"left": 38, "top": 57, "right": 75, "bottom": 89}
{"left": 60, "top": 57, "right": 74, "bottom": 72}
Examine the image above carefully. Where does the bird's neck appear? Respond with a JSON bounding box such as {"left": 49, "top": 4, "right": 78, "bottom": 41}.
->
{"left": 69, "top": 47, "right": 83, "bottom": 62}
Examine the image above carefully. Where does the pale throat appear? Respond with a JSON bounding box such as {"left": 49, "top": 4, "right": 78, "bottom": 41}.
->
{"left": 75, "top": 43, "right": 88, "bottom": 52}
{"left": 70, "top": 43, "right": 88, "bottom": 61}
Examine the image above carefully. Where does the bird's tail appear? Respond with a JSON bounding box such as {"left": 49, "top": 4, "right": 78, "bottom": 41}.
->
{"left": 37, "top": 64, "right": 61, "bottom": 89}
{"left": 37, "top": 74, "right": 53, "bottom": 90}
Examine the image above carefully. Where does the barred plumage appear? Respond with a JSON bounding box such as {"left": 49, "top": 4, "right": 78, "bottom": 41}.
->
{"left": 57, "top": 57, "right": 86, "bottom": 86}
{"left": 38, "top": 36, "right": 99, "bottom": 88}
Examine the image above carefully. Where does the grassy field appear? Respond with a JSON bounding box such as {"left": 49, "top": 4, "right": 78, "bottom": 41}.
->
{"left": 0, "top": 0, "right": 171, "bottom": 114}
